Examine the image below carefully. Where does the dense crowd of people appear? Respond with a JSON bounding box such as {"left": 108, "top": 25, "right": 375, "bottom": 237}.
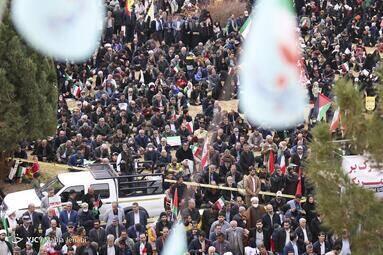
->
{"left": 3, "top": 0, "right": 383, "bottom": 254}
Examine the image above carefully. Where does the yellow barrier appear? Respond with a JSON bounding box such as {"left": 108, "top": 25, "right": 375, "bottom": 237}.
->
{"left": 164, "top": 179, "right": 298, "bottom": 199}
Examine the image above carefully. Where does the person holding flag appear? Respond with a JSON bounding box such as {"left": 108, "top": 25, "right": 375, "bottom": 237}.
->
{"left": 261, "top": 135, "right": 278, "bottom": 174}
{"left": 277, "top": 141, "right": 290, "bottom": 175}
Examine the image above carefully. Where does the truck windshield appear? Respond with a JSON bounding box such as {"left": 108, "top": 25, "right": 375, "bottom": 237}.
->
{"left": 35, "top": 177, "right": 64, "bottom": 199}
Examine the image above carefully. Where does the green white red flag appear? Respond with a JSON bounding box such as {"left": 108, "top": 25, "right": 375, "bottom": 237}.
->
{"left": 330, "top": 107, "right": 341, "bottom": 132}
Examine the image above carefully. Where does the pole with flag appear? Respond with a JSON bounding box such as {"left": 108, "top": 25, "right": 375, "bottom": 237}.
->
{"left": 239, "top": 18, "right": 251, "bottom": 39}
{"left": 315, "top": 93, "right": 332, "bottom": 121}
{"left": 214, "top": 196, "right": 226, "bottom": 210}
{"left": 279, "top": 151, "right": 286, "bottom": 174}
{"left": 268, "top": 150, "right": 275, "bottom": 174}
{"left": 295, "top": 167, "right": 303, "bottom": 196}
{"left": 200, "top": 137, "right": 209, "bottom": 170}
{"left": 330, "top": 107, "right": 341, "bottom": 132}
{"left": 171, "top": 188, "right": 178, "bottom": 221}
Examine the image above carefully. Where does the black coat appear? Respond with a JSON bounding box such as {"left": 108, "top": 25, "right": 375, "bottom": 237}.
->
{"left": 126, "top": 210, "right": 148, "bottom": 228}
{"left": 22, "top": 211, "right": 43, "bottom": 230}
{"left": 272, "top": 228, "right": 289, "bottom": 253}
{"left": 262, "top": 213, "right": 281, "bottom": 249}
{"left": 134, "top": 242, "right": 153, "bottom": 255}
{"left": 76, "top": 245, "right": 97, "bottom": 255}
{"left": 313, "top": 240, "right": 332, "bottom": 255}
{"left": 15, "top": 225, "right": 37, "bottom": 250}
{"left": 296, "top": 227, "right": 313, "bottom": 253}
{"left": 188, "top": 238, "right": 211, "bottom": 255}
{"left": 239, "top": 151, "right": 255, "bottom": 173}
{"left": 88, "top": 227, "right": 107, "bottom": 247}
{"left": 77, "top": 210, "right": 95, "bottom": 233}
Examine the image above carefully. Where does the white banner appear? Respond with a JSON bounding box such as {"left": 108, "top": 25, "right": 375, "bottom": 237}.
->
{"left": 342, "top": 155, "right": 383, "bottom": 198}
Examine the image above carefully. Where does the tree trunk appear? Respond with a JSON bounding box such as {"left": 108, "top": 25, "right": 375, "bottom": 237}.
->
{"left": 0, "top": 151, "right": 11, "bottom": 180}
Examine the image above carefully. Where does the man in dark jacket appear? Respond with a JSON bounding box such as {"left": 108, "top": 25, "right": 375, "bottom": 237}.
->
{"left": 77, "top": 203, "right": 95, "bottom": 234}
{"left": 273, "top": 220, "right": 291, "bottom": 254}
{"left": 313, "top": 232, "right": 332, "bottom": 255}
{"left": 239, "top": 143, "right": 255, "bottom": 173}
{"left": 262, "top": 204, "right": 281, "bottom": 250}
{"left": 188, "top": 231, "right": 211, "bottom": 255}
{"left": 126, "top": 202, "right": 148, "bottom": 228}
{"left": 296, "top": 218, "right": 313, "bottom": 254}
{"left": 106, "top": 217, "right": 126, "bottom": 239}
{"left": 75, "top": 236, "right": 97, "bottom": 255}
{"left": 89, "top": 220, "right": 107, "bottom": 248}
{"left": 134, "top": 233, "right": 153, "bottom": 255}
{"left": 15, "top": 215, "right": 37, "bottom": 250}
{"left": 175, "top": 142, "right": 194, "bottom": 162}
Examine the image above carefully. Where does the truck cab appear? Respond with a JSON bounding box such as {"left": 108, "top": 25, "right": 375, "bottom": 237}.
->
{"left": 2, "top": 164, "right": 166, "bottom": 220}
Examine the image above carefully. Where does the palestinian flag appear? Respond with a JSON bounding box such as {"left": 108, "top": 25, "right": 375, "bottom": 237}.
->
{"left": 315, "top": 93, "right": 331, "bottom": 121}
{"left": 16, "top": 165, "right": 26, "bottom": 183}
{"left": 171, "top": 188, "right": 178, "bottom": 221}
{"left": 330, "top": 107, "right": 341, "bottom": 132}
{"left": 125, "top": 0, "right": 133, "bottom": 15}
{"left": 295, "top": 167, "right": 303, "bottom": 196}
{"left": 214, "top": 196, "right": 226, "bottom": 210}
{"left": 239, "top": 18, "right": 251, "bottom": 39}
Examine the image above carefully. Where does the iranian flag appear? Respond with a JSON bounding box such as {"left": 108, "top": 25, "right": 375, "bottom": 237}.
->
{"left": 330, "top": 107, "right": 341, "bottom": 132}
{"left": 239, "top": 18, "right": 252, "bottom": 39}
{"left": 191, "top": 144, "right": 202, "bottom": 158}
{"left": 171, "top": 188, "right": 178, "bottom": 221}
{"left": 279, "top": 152, "right": 286, "bottom": 174}
{"left": 268, "top": 150, "right": 275, "bottom": 174}
{"left": 200, "top": 138, "right": 209, "bottom": 170}
{"left": 315, "top": 93, "right": 331, "bottom": 121}
{"left": 185, "top": 121, "right": 193, "bottom": 133}
{"left": 240, "top": 0, "right": 307, "bottom": 129}
{"left": 72, "top": 84, "right": 81, "bottom": 98}
{"left": 214, "top": 196, "right": 226, "bottom": 210}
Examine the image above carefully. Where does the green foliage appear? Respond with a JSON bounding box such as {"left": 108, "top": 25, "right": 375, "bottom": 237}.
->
{"left": 307, "top": 71, "right": 383, "bottom": 255}
{"left": 0, "top": 13, "right": 57, "bottom": 152}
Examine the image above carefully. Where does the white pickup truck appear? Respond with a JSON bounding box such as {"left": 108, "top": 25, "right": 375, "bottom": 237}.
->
{"left": 2, "top": 164, "right": 166, "bottom": 220}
